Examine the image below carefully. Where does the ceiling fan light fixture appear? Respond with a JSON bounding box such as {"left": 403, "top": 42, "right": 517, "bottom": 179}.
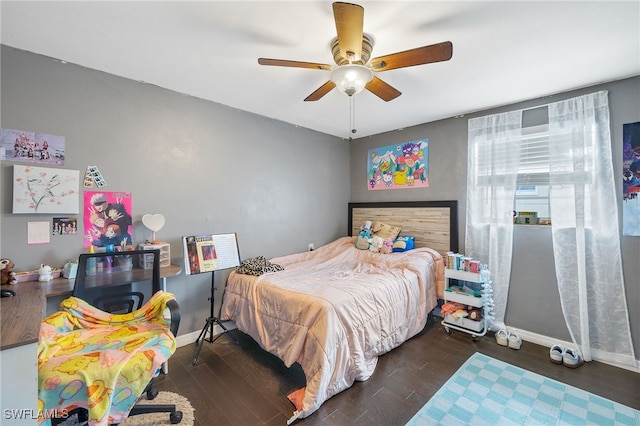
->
{"left": 330, "top": 64, "right": 373, "bottom": 97}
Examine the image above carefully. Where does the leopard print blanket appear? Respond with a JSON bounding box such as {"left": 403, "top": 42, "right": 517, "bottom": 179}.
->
{"left": 236, "top": 256, "right": 284, "bottom": 276}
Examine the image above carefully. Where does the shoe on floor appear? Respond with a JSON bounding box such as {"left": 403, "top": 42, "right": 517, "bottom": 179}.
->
{"left": 508, "top": 332, "right": 522, "bottom": 350}
{"left": 563, "top": 348, "right": 584, "bottom": 368}
{"left": 550, "top": 344, "right": 564, "bottom": 364}
{"left": 495, "top": 329, "right": 509, "bottom": 346}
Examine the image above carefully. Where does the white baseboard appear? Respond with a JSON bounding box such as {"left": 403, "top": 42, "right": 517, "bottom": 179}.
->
{"left": 506, "top": 326, "right": 640, "bottom": 373}
{"left": 176, "top": 320, "right": 237, "bottom": 348}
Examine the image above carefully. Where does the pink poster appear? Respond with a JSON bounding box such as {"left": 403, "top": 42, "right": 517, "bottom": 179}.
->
{"left": 83, "top": 191, "right": 132, "bottom": 249}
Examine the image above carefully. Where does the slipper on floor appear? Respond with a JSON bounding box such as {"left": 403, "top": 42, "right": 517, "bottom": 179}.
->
{"left": 508, "top": 332, "right": 522, "bottom": 350}
{"left": 563, "top": 348, "right": 585, "bottom": 368}
{"left": 550, "top": 344, "right": 564, "bottom": 364}
{"left": 495, "top": 329, "right": 509, "bottom": 347}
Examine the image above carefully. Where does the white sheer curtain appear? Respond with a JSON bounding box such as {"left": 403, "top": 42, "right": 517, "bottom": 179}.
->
{"left": 465, "top": 111, "right": 522, "bottom": 331}
{"left": 548, "top": 91, "right": 636, "bottom": 367}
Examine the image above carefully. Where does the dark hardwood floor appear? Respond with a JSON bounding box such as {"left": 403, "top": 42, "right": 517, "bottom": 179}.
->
{"left": 154, "top": 318, "right": 640, "bottom": 425}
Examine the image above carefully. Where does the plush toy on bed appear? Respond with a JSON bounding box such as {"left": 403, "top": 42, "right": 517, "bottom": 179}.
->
{"left": 369, "top": 235, "right": 384, "bottom": 253}
{"left": 392, "top": 235, "right": 415, "bottom": 252}
{"left": 380, "top": 238, "right": 394, "bottom": 254}
{"left": 355, "top": 221, "right": 372, "bottom": 250}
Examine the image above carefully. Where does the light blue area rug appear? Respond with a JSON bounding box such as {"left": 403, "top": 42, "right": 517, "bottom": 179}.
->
{"left": 407, "top": 352, "right": 639, "bottom": 426}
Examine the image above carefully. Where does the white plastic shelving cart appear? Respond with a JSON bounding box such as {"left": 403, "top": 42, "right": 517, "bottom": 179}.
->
{"left": 441, "top": 268, "right": 493, "bottom": 340}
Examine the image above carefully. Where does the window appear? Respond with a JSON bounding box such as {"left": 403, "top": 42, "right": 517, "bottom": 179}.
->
{"left": 515, "top": 124, "right": 550, "bottom": 219}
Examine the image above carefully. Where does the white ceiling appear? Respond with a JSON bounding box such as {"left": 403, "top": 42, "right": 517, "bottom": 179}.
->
{"left": 1, "top": 1, "right": 639, "bottom": 139}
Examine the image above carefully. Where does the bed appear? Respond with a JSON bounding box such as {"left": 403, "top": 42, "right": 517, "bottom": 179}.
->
{"left": 220, "top": 201, "right": 457, "bottom": 423}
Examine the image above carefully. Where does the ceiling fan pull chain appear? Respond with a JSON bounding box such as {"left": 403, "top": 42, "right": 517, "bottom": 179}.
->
{"left": 350, "top": 95, "right": 357, "bottom": 137}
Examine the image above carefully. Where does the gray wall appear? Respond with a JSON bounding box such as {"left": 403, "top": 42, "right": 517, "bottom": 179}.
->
{"left": 2, "top": 45, "right": 638, "bottom": 358}
{"left": 0, "top": 45, "right": 350, "bottom": 335}
{"left": 350, "top": 76, "right": 640, "bottom": 357}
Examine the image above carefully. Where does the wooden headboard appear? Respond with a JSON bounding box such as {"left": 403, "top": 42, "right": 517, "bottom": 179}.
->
{"left": 348, "top": 201, "right": 458, "bottom": 256}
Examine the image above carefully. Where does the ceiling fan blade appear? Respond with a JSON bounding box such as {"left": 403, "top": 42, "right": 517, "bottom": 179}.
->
{"left": 368, "top": 41, "right": 453, "bottom": 72}
{"left": 365, "top": 76, "right": 402, "bottom": 102}
{"left": 304, "top": 81, "right": 336, "bottom": 102}
{"left": 333, "top": 2, "right": 364, "bottom": 62}
{"left": 258, "top": 58, "right": 332, "bottom": 71}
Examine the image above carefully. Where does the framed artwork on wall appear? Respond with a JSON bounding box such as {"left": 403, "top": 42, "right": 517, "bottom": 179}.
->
{"left": 367, "top": 139, "right": 429, "bottom": 190}
{"left": 12, "top": 165, "right": 79, "bottom": 214}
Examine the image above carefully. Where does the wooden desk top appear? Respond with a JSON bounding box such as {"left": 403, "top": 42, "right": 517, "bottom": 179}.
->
{"left": 0, "top": 264, "right": 182, "bottom": 351}
{"left": 0, "top": 281, "right": 46, "bottom": 350}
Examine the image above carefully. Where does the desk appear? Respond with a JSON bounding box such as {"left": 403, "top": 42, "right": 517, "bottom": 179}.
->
{"left": 0, "top": 281, "right": 46, "bottom": 350}
{"left": 0, "top": 264, "right": 181, "bottom": 424}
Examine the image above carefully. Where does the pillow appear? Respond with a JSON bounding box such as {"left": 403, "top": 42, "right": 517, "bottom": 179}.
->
{"left": 393, "top": 235, "right": 415, "bottom": 252}
{"left": 371, "top": 221, "right": 401, "bottom": 241}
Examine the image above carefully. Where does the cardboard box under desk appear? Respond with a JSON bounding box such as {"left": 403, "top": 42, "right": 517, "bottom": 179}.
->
{"left": 138, "top": 242, "right": 171, "bottom": 268}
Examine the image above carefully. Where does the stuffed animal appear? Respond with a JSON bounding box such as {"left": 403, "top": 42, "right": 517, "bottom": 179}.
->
{"left": 355, "top": 221, "right": 372, "bottom": 250}
{"left": 1, "top": 259, "right": 17, "bottom": 285}
{"left": 369, "top": 236, "right": 384, "bottom": 253}
{"left": 392, "top": 235, "right": 415, "bottom": 252}
{"left": 38, "top": 264, "right": 53, "bottom": 282}
{"left": 380, "top": 238, "right": 394, "bottom": 254}
{"left": 451, "top": 309, "right": 469, "bottom": 320}
{"left": 468, "top": 307, "right": 483, "bottom": 321}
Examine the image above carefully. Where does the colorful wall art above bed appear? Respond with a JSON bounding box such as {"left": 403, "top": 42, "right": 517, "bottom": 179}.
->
{"left": 367, "top": 139, "right": 429, "bottom": 190}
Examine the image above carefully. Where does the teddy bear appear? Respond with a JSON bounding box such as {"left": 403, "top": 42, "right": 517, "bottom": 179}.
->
{"left": 1, "top": 258, "right": 18, "bottom": 285}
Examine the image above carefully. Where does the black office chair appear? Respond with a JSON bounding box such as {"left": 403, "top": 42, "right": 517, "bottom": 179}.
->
{"left": 40, "top": 249, "right": 182, "bottom": 425}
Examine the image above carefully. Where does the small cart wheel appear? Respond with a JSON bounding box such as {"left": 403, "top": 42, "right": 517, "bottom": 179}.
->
{"left": 444, "top": 326, "right": 451, "bottom": 334}
{"left": 170, "top": 411, "right": 183, "bottom": 424}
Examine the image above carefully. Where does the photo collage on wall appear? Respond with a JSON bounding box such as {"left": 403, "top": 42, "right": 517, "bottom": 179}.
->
{"left": 0, "top": 128, "right": 65, "bottom": 164}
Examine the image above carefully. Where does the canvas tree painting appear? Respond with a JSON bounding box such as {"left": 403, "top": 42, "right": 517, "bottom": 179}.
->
{"left": 12, "top": 165, "right": 79, "bottom": 214}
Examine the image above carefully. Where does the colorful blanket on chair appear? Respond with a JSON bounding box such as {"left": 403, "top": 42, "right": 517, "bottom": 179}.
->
{"left": 37, "top": 291, "right": 177, "bottom": 426}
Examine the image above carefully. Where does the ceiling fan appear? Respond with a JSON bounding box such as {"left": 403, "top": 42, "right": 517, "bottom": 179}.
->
{"left": 258, "top": 2, "right": 453, "bottom": 102}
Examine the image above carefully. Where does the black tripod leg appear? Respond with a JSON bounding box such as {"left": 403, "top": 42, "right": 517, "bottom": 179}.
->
{"left": 211, "top": 318, "right": 239, "bottom": 344}
{"left": 193, "top": 318, "right": 213, "bottom": 364}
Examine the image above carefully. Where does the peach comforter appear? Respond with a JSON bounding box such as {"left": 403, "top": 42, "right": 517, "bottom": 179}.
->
{"left": 220, "top": 237, "right": 443, "bottom": 423}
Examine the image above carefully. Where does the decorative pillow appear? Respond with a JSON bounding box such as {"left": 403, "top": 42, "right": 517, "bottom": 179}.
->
{"left": 371, "top": 221, "right": 401, "bottom": 241}
{"left": 393, "top": 235, "right": 415, "bottom": 252}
